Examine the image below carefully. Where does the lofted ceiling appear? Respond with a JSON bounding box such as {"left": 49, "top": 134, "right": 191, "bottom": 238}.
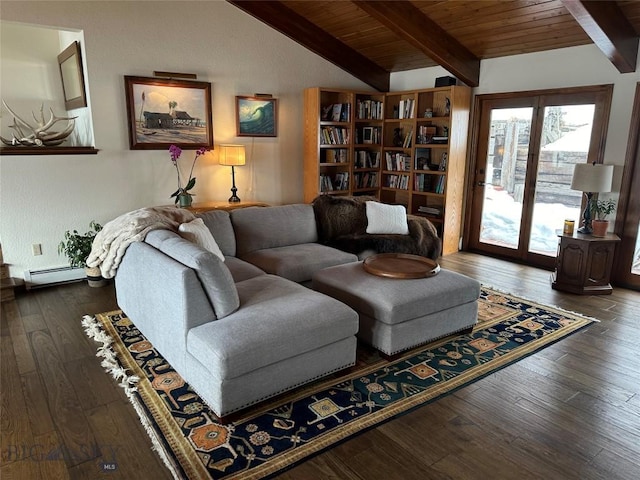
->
{"left": 228, "top": 0, "right": 640, "bottom": 91}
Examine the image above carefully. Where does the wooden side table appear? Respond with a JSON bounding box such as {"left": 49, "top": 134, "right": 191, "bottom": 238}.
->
{"left": 551, "top": 232, "right": 620, "bottom": 295}
{"left": 179, "top": 201, "right": 269, "bottom": 214}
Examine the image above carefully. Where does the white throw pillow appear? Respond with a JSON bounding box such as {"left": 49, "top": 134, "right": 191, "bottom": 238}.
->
{"left": 178, "top": 218, "right": 225, "bottom": 261}
{"left": 365, "top": 201, "right": 409, "bottom": 235}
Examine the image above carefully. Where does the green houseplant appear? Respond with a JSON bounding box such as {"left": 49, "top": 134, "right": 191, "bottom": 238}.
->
{"left": 58, "top": 221, "right": 106, "bottom": 286}
{"left": 590, "top": 198, "right": 616, "bottom": 237}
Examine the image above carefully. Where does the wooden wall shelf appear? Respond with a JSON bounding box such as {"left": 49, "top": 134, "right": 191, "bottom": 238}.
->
{"left": 0, "top": 146, "right": 99, "bottom": 156}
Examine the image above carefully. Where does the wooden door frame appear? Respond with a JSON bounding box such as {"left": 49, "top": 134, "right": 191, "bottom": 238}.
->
{"left": 465, "top": 95, "right": 539, "bottom": 260}
{"left": 463, "top": 85, "right": 613, "bottom": 269}
{"left": 612, "top": 82, "right": 640, "bottom": 289}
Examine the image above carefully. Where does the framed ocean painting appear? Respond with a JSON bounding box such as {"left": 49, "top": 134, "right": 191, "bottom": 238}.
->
{"left": 124, "top": 75, "right": 213, "bottom": 150}
{"left": 235, "top": 96, "right": 278, "bottom": 137}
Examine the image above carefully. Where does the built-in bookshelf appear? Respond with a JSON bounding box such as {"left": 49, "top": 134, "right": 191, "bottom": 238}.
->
{"left": 304, "top": 88, "right": 384, "bottom": 202}
{"left": 381, "top": 87, "right": 471, "bottom": 255}
{"left": 304, "top": 86, "right": 470, "bottom": 255}
{"left": 352, "top": 92, "right": 383, "bottom": 196}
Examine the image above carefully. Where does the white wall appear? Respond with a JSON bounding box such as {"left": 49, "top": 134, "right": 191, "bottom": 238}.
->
{"left": 391, "top": 45, "right": 640, "bottom": 197}
{"left": 0, "top": 1, "right": 370, "bottom": 278}
{"left": 2, "top": 2, "right": 638, "bottom": 278}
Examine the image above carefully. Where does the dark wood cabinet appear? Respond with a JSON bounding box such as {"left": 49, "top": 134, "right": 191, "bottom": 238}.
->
{"left": 551, "top": 232, "right": 620, "bottom": 295}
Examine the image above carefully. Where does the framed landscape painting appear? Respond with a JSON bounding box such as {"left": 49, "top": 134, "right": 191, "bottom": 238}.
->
{"left": 236, "top": 96, "right": 278, "bottom": 137}
{"left": 124, "top": 76, "right": 213, "bottom": 150}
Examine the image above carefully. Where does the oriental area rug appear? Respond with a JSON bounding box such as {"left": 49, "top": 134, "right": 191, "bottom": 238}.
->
{"left": 83, "top": 287, "right": 596, "bottom": 480}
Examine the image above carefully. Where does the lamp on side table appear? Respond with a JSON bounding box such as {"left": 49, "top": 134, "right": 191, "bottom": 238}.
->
{"left": 219, "top": 144, "right": 246, "bottom": 203}
{"left": 570, "top": 163, "right": 613, "bottom": 234}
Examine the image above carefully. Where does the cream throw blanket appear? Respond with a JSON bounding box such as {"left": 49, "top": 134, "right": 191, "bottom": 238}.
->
{"left": 86, "top": 206, "right": 196, "bottom": 279}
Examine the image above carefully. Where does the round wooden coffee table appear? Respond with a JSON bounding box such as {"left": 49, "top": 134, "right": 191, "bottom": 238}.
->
{"left": 362, "top": 253, "right": 440, "bottom": 279}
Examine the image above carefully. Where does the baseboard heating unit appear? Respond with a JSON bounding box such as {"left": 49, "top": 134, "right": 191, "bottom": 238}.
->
{"left": 24, "top": 266, "right": 85, "bottom": 289}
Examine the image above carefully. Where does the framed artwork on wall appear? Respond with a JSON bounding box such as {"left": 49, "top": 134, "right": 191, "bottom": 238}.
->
{"left": 235, "top": 96, "right": 278, "bottom": 137}
{"left": 124, "top": 75, "right": 213, "bottom": 150}
{"left": 57, "top": 41, "right": 87, "bottom": 110}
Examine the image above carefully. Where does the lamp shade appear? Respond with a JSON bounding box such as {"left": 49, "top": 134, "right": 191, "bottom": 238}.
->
{"left": 570, "top": 163, "right": 613, "bottom": 193}
{"left": 219, "top": 144, "right": 246, "bottom": 166}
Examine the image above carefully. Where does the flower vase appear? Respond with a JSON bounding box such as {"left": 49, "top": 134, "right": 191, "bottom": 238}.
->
{"left": 178, "top": 193, "right": 193, "bottom": 208}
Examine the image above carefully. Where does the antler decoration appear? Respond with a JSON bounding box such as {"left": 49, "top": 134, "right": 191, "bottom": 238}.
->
{"left": 0, "top": 101, "right": 77, "bottom": 147}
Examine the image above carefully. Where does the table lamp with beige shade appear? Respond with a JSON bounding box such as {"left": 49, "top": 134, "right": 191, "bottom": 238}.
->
{"left": 219, "top": 144, "right": 246, "bottom": 203}
{"left": 570, "top": 162, "right": 614, "bottom": 234}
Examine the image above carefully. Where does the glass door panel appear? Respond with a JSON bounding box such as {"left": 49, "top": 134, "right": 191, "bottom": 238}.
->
{"left": 478, "top": 107, "right": 533, "bottom": 250}
{"left": 467, "top": 86, "right": 612, "bottom": 270}
{"left": 529, "top": 105, "right": 595, "bottom": 256}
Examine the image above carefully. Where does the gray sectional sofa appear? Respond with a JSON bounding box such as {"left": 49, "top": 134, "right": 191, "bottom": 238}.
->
{"left": 116, "top": 204, "right": 360, "bottom": 418}
{"left": 115, "top": 202, "right": 478, "bottom": 419}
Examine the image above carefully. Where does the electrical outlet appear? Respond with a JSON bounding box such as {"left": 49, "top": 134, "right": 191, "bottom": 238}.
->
{"left": 32, "top": 243, "right": 42, "bottom": 256}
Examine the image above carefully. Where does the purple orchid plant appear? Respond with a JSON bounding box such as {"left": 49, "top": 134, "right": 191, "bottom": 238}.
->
{"left": 169, "top": 145, "right": 207, "bottom": 203}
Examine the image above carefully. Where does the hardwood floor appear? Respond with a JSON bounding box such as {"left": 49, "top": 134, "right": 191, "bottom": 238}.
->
{"left": 1, "top": 252, "right": 639, "bottom": 479}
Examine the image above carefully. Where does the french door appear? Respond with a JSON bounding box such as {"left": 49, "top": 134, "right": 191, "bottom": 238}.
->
{"left": 466, "top": 86, "right": 613, "bottom": 269}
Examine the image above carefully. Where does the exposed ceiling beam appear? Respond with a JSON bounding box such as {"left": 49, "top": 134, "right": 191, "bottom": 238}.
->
{"left": 562, "top": 0, "right": 638, "bottom": 73}
{"left": 353, "top": 0, "right": 480, "bottom": 87}
{"left": 227, "top": 0, "right": 390, "bottom": 92}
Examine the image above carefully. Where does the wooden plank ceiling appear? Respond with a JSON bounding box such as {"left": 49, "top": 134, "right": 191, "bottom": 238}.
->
{"left": 229, "top": 0, "right": 640, "bottom": 91}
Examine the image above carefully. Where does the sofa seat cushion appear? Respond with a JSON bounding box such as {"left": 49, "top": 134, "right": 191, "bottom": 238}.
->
{"left": 186, "top": 275, "right": 358, "bottom": 380}
{"left": 223, "top": 256, "right": 265, "bottom": 283}
{"left": 145, "top": 229, "right": 239, "bottom": 319}
{"left": 239, "top": 243, "right": 358, "bottom": 283}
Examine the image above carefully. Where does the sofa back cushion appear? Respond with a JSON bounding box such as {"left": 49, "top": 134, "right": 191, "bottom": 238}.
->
{"left": 231, "top": 204, "right": 318, "bottom": 255}
{"left": 145, "top": 229, "right": 239, "bottom": 319}
{"left": 196, "top": 210, "right": 236, "bottom": 257}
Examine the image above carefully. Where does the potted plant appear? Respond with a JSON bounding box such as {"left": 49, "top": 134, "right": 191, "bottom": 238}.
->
{"left": 58, "top": 221, "right": 106, "bottom": 287}
{"left": 590, "top": 198, "right": 616, "bottom": 237}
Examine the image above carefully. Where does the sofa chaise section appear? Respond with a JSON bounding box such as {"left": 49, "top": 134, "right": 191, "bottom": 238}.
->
{"left": 116, "top": 228, "right": 359, "bottom": 417}
{"left": 186, "top": 274, "right": 358, "bottom": 415}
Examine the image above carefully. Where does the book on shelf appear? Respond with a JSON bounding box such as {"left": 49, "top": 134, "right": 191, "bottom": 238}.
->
{"left": 386, "top": 174, "right": 409, "bottom": 190}
{"left": 418, "top": 205, "right": 443, "bottom": 217}
{"left": 356, "top": 150, "right": 380, "bottom": 169}
{"left": 334, "top": 172, "right": 350, "bottom": 191}
{"left": 414, "top": 173, "right": 433, "bottom": 192}
{"left": 325, "top": 149, "right": 348, "bottom": 163}
{"left": 320, "top": 174, "right": 334, "bottom": 192}
{"left": 321, "top": 103, "right": 351, "bottom": 122}
{"left": 431, "top": 136, "right": 449, "bottom": 144}
{"left": 403, "top": 128, "right": 413, "bottom": 148}
{"left": 354, "top": 172, "right": 378, "bottom": 189}
{"left": 321, "top": 126, "right": 350, "bottom": 145}
{"left": 385, "top": 152, "right": 411, "bottom": 171}
{"left": 332, "top": 104, "right": 342, "bottom": 122}
{"left": 356, "top": 99, "right": 383, "bottom": 120}
{"left": 397, "top": 99, "right": 415, "bottom": 119}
